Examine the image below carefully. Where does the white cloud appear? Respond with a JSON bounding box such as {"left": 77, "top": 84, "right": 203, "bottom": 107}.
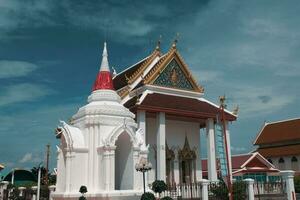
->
{"left": 0, "top": 60, "right": 38, "bottom": 79}
{"left": 0, "top": 83, "right": 55, "bottom": 106}
{"left": 231, "top": 85, "right": 294, "bottom": 118}
{"left": 19, "top": 153, "right": 32, "bottom": 163}
{"left": 19, "top": 152, "right": 42, "bottom": 164}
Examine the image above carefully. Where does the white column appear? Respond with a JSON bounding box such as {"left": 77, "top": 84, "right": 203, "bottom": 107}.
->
{"left": 109, "top": 146, "right": 116, "bottom": 191}
{"left": 103, "top": 148, "right": 111, "bottom": 191}
{"left": 137, "top": 110, "right": 146, "bottom": 143}
{"left": 31, "top": 186, "right": 37, "bottom": 200}
{"left": 244, "top": 178, "right": 254, "bottom": 200}
{"left": 65, "top": 152, "right": 72, "bottom": 193}
{"left": 18, "top": 187, "right": 25, "bottom": 196}
{"left": 48, "top": 185, "right": 56, "bottom": 200}
{"left": 225, "top": 121, "right": 233, "bottom": 180}
{"left": 200, "top": 179, "right": 209, "bottom": 200}
{"left": 156, "top": 112, "right": 166, "bottom": 181}
{"left": 196, "top": 128, "right": 203, "bottom": 181}
{"left": 280, "top": 170, "right": 296, "bottom": 200}
{"left": 133, "top": 148, "right": 142, "bottom": 190}
{"left": 206, "top": 118, "right": 217, "bottom": 181}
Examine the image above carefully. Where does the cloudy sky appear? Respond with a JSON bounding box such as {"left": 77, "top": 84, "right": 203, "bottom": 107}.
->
{"left": 0, "top": 0, "right": 299, "bottom": 175}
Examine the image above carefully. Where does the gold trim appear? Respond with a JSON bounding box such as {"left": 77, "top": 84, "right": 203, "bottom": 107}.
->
{"left": 144, "top": 46, "right": 204, "bottom": 93}
{"left": 127, "top": 49, "right": 160, "bottom": 84}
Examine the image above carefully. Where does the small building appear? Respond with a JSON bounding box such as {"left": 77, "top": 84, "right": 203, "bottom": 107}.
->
{"left": 202, "top": 152, "right": 280, "bottom": 182}
{"left": 254, "top": 118, "right": 300, "bottom": 176}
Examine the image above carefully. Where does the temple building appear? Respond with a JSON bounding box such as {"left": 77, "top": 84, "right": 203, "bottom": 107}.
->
{"left": 53, "top": 41, "right": 237, "bottom": 199}
{"left": 254, "top": 118, "right": 300, "bottom": 176}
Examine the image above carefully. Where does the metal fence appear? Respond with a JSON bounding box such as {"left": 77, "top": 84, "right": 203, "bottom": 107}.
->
{"left": 2, "top": 187, "right": 50, "bottom": 200}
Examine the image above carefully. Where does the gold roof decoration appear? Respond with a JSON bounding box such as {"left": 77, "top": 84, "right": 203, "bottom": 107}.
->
{"left": 178, "top": 135, "right": 196, "bottom": 160}
{"left": 144, "top": 44, "right": 204, "bottom": 93}
{"left": 127, "top": 48, "right": 161, "bottom": 85}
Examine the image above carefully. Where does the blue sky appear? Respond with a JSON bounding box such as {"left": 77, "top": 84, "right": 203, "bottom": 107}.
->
{"left": 0, "top": 0, "right": 299, "bottom": 175}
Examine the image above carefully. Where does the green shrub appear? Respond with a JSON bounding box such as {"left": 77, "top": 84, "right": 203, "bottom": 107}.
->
{"left": 161, "top": 197, "right": 173, "bottom": 200}
{"left": 79, "top": 185, "right": 88, "bottom": 194}
{"left": 140, "top": 192, "right": 155, "bottom": 200}
{"left": 151, "top": 180, "right": 167, "bottom": 195}
{"left": 209, "top": 180, "right": 247, "bottom": 200}
{"left": 295, "top": 176, "right": 300, "bottom": 193}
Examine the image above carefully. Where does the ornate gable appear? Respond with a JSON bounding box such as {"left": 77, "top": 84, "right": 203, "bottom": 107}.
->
{"left": 153, "top": 59, "right": 194, "bottom": 90}
{"left": 144, "top": 46, "right": 204, "bottom": 93}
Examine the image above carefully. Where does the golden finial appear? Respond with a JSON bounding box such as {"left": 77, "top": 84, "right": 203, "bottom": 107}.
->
{"left": 172, "top": 33, "right": 180, "bottom": 48}
{"left": 219, "top": 95, "right": 227, "bottom": 108}
{"left": 233, "top": 105, "right": 239, "bottom": 115}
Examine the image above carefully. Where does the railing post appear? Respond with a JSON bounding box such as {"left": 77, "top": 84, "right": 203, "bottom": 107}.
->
{"left": 244, "top": 178, "right": 255, "bottom": 200}
{"left": 18, "top": 187, "right": 26, "bottom": 197}
{"left": 280, "top": 170, "right": 296, "bottom": 200}
{"left": 31, "top": 186, "right": 37, "bottom": 200}
{"left": 0, "top": 181, "right": 9, "bottom": 200}
{"left": 48, "top": 185, "right": 56, "bottom": 200}
{"left": 199, "top": 179, "right": 209, "bottom": 200}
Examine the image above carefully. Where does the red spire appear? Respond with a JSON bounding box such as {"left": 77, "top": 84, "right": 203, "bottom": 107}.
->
{"left": 92, "top": 42, "right": 114, "bottom": 91}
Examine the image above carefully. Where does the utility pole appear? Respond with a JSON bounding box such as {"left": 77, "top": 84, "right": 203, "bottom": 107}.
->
{"left": 45, "top": 144, "right": 50, "bottom": 185}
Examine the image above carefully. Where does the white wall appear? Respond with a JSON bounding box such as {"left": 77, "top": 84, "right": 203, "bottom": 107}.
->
{"left": 146, "top": 117, "right": 201, "bottom": 184}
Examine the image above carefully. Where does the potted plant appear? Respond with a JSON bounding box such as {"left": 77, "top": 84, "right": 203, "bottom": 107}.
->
{"left": 140, "top": 192, "right": 155, "bottom": 200}
{"left": 79, "top": 185, "right": 87, "bottom": 200}
{"left": 151, "top": 180, "right": 167, "bottom": 199}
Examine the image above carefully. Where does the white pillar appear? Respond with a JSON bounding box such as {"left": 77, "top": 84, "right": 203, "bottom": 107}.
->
{"left": 225, "top": 121, "right": 233, "bottom": 180}
{"left": 65, "top": 152, "right": 71, "bottom": 193}
{"left": 31, "top": 186, "right": 37, "bottom": 200}
{"left": 18, "top": 187, "right": 25, "bottom": 196}
{"left": 103, "top": 148, "right": 111, "bottom": 191}
{"left": 206, "top": 118, "right": 217, "bottom": 181}
{"left": 200, "top": 179, "right": 209, "bottom": 200}
{"left": 197, "top": 128, "right": 203, "bottom": 181}
{"left": 133, "top": 147, "right": 141, "bottom": 190}
{"left": 156, "top": 112, "right": 166, "bottom": 181}
{"left": 48, "top": 185, "right": 56, "bottom": 200}
{"left": 244, "top": 178, "right": 254, "bottom": 200}
{"left": 137, "top": 110, "right": 146, "bottom": 143}
{"left": 280, "top": 170, "right": 296, "bottom": 200}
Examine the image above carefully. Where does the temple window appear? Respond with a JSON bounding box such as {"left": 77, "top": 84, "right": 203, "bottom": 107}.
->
{"left": 178, "top": 136, "right": 197, "bottom": 184}
{"left": 291, "top": 156, "right": 299, "bottom": 171}
{"left": 278, "top": 157, "right": 285, "bottom": 170}
{"left": 166, "top": 143, "right": 175, "bottom": 187}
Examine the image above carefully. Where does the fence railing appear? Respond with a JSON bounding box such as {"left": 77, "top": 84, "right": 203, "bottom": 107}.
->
{"left": 162, "top": 183, "right": 203, "bottom": 199}
{"left": 253, "top": 180, "right": 287, "bottom": 199}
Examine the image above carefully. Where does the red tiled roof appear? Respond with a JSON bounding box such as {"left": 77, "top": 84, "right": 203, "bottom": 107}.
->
{"left": 254, "top": 118, "right": 300, "bottom": 145}
{"left": 201, "top": 153, "right": 278, "bottom": 174}
{"left": 201, "top": 154, "right": 251, "bottom": 171}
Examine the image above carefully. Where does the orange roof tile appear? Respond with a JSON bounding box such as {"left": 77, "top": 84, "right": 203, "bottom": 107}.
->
{"left": 257, "top": 144, "right": 300, "bottom": 157}
{"left": 254, "top": 118, "right": 300, "bottom": 145}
